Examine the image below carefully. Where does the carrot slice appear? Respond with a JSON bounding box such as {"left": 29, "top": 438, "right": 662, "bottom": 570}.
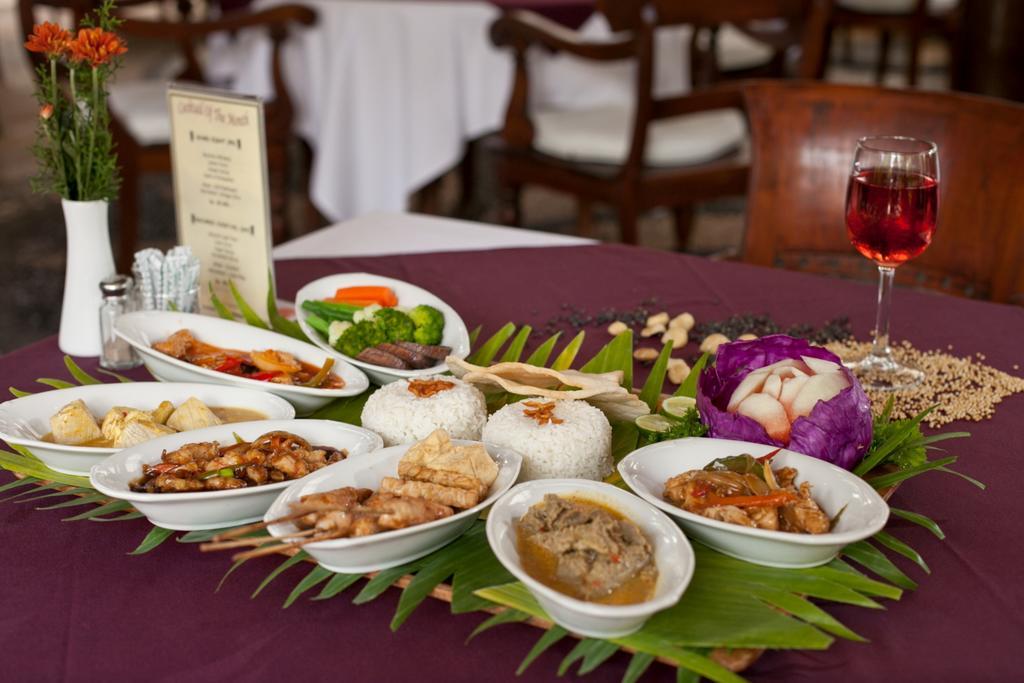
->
{"left": 700, "top": 491, "right": 797, "bottom": 508}
{"left": 331, "top": 286, "right": 397, "bottom": 307}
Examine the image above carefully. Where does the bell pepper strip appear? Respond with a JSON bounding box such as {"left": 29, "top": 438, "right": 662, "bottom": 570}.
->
{"left": 147, "top": 462, "right": 181, "bottom": 476}
{"left": 199, "top": 467, "right": 236, "bottom": 481}
{"left": 699, "top": 491, "right": 797, "bottom": 508}
{"left": 303, "top": 358, "right": 335, "bottom": 388}
{"left": 329, "top": 286, "right": 398, "bottom": 307}
{"left": 214, "top": 357, "right": 245, "bottom": 374}
{"left": 757, "top": 448, "right": 783, "bottom": 463}
{"left": 249, "top": 371, "right": 280, "bottom": 382}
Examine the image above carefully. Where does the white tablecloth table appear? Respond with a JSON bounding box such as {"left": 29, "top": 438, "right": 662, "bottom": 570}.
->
{"left": 272, "top": 211, "right": 596, "bottom": 259}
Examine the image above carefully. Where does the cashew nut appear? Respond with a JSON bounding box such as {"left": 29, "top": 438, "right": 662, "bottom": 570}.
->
{"left": 667, "top": 359, "right": 691, "bottom": 385}
{"left": 669, "top": 312, "right": 695, "bottom": 331}
{"left": 633, "top": 347, "right": 659, "bottom": 362}
{"left": 641, "top": 323, "right": 667, "bottom": 338}
{"left": 607, "top": 321, "right": 628, "bottom": 336}
{"left": 661, "top": 327, "right": 688, "bottom": 349}
{"left": 737, "top": 333, "right": 758, "bottom": 341}
{"left": 646, "top": 312, "right": 669, "bottom": 328}
{"left": 699, "top": 333, "right": 730, "bottom": 354}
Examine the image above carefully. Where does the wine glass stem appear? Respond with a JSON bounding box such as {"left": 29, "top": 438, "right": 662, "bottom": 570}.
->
{"left": 870, "top": 265, "right": 896, "bottom": 360}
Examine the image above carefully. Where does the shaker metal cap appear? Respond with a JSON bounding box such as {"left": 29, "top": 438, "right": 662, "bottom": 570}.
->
{"left": 100, "top": 274, "right": 133, "bottom": 297}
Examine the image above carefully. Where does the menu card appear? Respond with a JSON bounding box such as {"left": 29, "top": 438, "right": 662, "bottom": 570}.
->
{"left": 167, "top": 83, "right": 274, "bottom": 320}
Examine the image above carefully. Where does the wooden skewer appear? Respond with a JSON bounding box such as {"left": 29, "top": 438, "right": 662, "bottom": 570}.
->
{"left": 200, "top": 528, "right": 318, "bottom": 552}
{"left": 231, "top": 532, "right": 343, "bottom": 561}
{"left": 210, "top": 511, "right": 312, "bottom": 541}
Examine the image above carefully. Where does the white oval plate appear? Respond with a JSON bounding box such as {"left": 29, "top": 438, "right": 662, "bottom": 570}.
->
{"left": 487, "top": 479, "right": 694, "bottom": 639}
{"left": 618, "top": 437, "right": 890, "bottom": 568}
{"left": 114, "top": 311, "right": 370, "bottom": 415}
{"left": 0, "top": 382, "right": 295, "bottom": 476}
{"left": 295, "top": 272, "right": 471, "bottom": 385}
{"left": 265, "top": 440, "right": 522, "bottom": 573}
{"left": 89, "top": 419, "right": 383, "bottom": 530}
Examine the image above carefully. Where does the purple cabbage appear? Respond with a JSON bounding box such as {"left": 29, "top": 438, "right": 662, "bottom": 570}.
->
{"left": 696, "top": 334, "right": 873, "bottom": 470}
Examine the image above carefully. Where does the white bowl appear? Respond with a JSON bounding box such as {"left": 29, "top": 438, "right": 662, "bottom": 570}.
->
{"left": 89, "top": 419, "right": 383, "bottom": 530}
{"left": 295, "top": 272, "right": 471, "bottom": 385}
{"left": 265, "top": 440, "right": 522, "bottom": 573}
{"left": 115, "top": 311, "right": 370, "bottom": 415}
{"left": 486, "top": 479, "right": 694, "bottom": 639}
{"left": 0, "top": 382, "right": 295, "bottom": 476}
{"left": 617, "top": 437, "right": 890, "bottom": 568}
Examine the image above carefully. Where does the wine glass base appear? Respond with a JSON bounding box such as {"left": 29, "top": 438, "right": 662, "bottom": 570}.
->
{"left": 846, "top": 354, "right": 924, "bottom": 392}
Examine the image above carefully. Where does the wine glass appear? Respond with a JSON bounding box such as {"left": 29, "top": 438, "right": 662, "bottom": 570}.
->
{"left": 844, "top": 136, "right": 939, "bottom": 391}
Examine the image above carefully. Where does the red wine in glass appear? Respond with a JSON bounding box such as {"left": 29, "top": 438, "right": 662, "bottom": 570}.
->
{"left": 845, "top": 169, "right": 938, "bottom": 267}
{"left": 844, "top": 136, "right": 939, "bottom": 391}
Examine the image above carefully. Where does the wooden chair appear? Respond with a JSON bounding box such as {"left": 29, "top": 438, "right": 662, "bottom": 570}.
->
{"left": 19, "top": 0, "right": 316, "bottom": 271}
{"left": 488, "top": 0, "right": 830, "bottom": 248}
{"left": 741, "top": 80, "right": 1024, "bottom": 305}
{"left": 828, "top": 0, "right": 960, "bottom": 86}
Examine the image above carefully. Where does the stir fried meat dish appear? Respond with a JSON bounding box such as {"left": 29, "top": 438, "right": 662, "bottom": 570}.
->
{"left": 130, "top": 431, "right": 347, "bottom": 493}
{"left": 663, "top": 452, "right": 830, "bottom": 534}
{"left": 235, "top": 429, "right": 499, "bottom": 548}
{"left": 154, "top": 330, "right": 344, "bottom": 388}
{"left": 516, "top": 495, "right": 658, "bottom": 605}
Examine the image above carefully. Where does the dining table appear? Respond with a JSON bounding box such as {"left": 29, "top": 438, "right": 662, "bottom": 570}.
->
{"left": 2, "top": 214, "right": 1021, "bottom": 681}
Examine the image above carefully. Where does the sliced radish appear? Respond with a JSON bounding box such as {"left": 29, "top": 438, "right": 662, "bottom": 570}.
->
{"left": 736, "top": 393, "right": 791, "bottom": 443}
{"left": 788, "top": 372, "right": 850, "bottom": 419}
{"left": 762, "top": 373, "right": 783, "bottom": 399}
{"left": 726, "top": 368, "right": 770, "bottom": 412}
{"left": 802, "top": 355, "right": 842, "bottom": 375}
{"left": 771, "top": 366, "right": 807, "bottom": 381}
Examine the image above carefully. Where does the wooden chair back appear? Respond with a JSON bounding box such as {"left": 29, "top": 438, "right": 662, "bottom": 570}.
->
{"left": 742, "top": 80, "right": 1024, "bottom": 305}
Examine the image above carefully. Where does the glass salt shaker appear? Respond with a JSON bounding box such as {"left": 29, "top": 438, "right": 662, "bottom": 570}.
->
{"left": 99, "top": 275, "right": 142, "bottom": 370}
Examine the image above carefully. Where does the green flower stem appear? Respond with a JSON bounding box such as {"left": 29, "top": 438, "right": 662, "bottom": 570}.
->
{"left": 68, "top": 66, "right": 82, "bottom": 200}
{"left": 48, "top": 58, "right": 68, "bottom": 197}
{"left": 85, "top": 66, "right": 100, "bottom": 199}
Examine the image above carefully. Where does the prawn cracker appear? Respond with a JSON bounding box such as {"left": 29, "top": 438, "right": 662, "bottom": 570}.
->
{"left": 400, "top": 429, "right": 498, "bottom": 491}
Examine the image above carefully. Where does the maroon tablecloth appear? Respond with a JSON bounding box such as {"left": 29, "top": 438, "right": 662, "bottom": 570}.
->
{"left": 2, "top": 244, "right": 1022, "bottom": 681}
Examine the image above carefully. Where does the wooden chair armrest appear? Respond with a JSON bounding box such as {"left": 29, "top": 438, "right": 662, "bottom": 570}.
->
{"left": 119, "top": 4, "right": 316, "bottom": 40}
{"left": 490, "top": 9, "right": 636, "bottom": 61}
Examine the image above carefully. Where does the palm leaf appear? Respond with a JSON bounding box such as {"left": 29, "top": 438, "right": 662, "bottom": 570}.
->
{"left": 251, "top": 553, "right": 309, "bottom": 598}
{"left": 873, "top": 531, "right": 930, "bottom": 573}
{"left": 229, "top": 281, "right": 270, "bottom": 329}
{"left": 314, "top": 572, "right": 363, "bottom": 601}
{"left": 498, "top": 325, "right": 532, "bottom": 363}
{"left": 209, "top": 283, "right": 236, "bottom": 320}
{"left": 465, "top": 609, "right": 530, "bottom": 643}
{"left": 517, "top": 625, "right": 568, "bottom": 675}
{"left": 525, "top": 331, "right": 561, "bottom": 366}
{"left": 8, "top": 386, "right": 30, "bottom": 397}
{"left": 130, "top": 526, "right": 175, "bottom": 555}
{"left": 37, "top": 378, "right": 75, "bottom": 389}
{"left": 64, "top": 357, "right": 101, "bottom": 384}
{"left": 623, "top": 652, "right": 656, "bottom": 683}
{"left": 639, "top": 341, "right": 673, "bottom": 410}
{"left": 283, "top": 565, "right": 333, "bottom": 608}
{"left": 466, "top": 323, "right": 517, "bottom": 365}
{"left": 265, "top": 271, "right": 307, "bottom": 340}
{"left": 890, "top": 507, "right": 945, "bottom": 539}
{"left": 842, "top": 541, "right": 917, "bottom": 590}
{"left": 674, "top": 352, "right": 709, "bottom": 398}
{"left": 354, "top": 562, "right": 424, "bottom": 605}
{"left": 550, "top": 331, "right": 585, "bottom": 370}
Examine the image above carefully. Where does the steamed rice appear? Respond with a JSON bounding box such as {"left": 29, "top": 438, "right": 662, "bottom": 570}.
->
{"left": 361, "top": 376, "right": 488, "bottom": 447}
{"left": 482, "top": 399, "right": 612, "bottom": 481}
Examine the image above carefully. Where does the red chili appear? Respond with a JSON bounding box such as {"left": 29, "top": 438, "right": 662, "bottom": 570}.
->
{"left": 757, "top": 448, "right": 783, "bottom": 463}
{"left": 249, "top": 371, "right": 280, "bottom": 381}
{"left": 215, "top": 357, "right": 244, "bottom": 373}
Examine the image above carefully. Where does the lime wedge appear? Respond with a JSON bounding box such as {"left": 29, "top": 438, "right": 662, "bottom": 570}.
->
{"left": 661, "top": 396, "right": 697, "bottom": 418}
{"left": 635, "top": 414, "right": 676, "bottom": 436}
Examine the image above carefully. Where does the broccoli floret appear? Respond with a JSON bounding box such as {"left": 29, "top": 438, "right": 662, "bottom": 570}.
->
{"left": 335, "top": 320, "right": 386, "bottom": 357}
{"left": 327, "top": 320, "right": 353, "bottom": 348}
{"left": 373, "top": 308, "right": 416, "bottom": 343}
{"left": 408, "top": 304, "right": 445, "bottom": 345}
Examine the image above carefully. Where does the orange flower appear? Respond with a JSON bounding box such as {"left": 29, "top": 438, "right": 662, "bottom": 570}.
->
{"left": 39, "top": 103, "right": 54, "bottom": 120}
{"left": 67, "top": 27, "right": 127, "bottom": 67}
{"left": 24, "top": 22, "right": 71, "bottom": 58}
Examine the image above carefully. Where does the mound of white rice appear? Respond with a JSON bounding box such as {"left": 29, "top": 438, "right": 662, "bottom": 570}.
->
{"left": 482, "top": 399, "right": 612, "bottom": 481}
{"left": 360, "top": 376, "right": 488, "bottom": 447}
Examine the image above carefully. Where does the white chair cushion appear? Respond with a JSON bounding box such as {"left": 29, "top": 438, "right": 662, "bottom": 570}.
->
{"left": 717, "top": 24, "right": 775, "bottom": 72}
{"left": 532, "top": 106, "right": 746, "bottom": 168}
{"left": 108, "top": 80, "right": 171, "bottom": 146}
{"left": 838, "top": 0, "right": 958, "bottom": 15}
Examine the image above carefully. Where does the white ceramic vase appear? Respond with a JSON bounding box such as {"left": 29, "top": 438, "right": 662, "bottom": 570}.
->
{"left": 58, "top": 198, "right": 116, "bottom": 357}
